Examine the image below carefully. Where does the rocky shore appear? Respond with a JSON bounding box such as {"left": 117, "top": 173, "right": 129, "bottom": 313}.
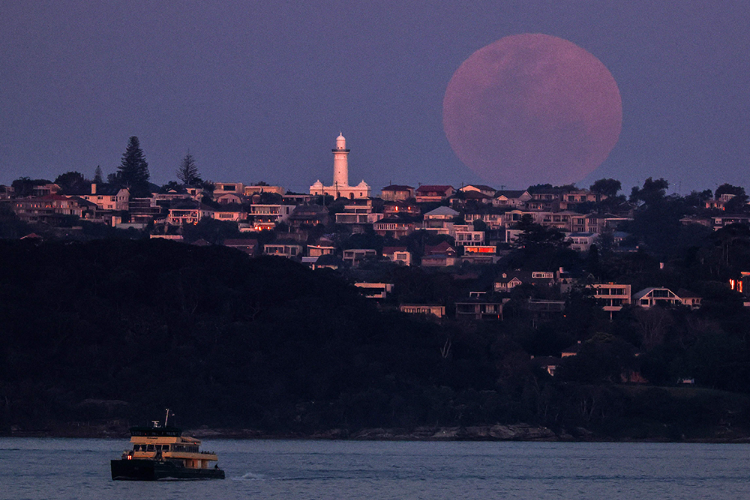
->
{"left": 4, "top": 422, "right": 563, "bottom": 441}
{"left": 6, "top": 421, "right": 750, "bottom": 443}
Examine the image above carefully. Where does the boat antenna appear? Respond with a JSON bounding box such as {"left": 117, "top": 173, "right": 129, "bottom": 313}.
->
{"left": 165, "top": 408, "right": 171, "bottom": 427}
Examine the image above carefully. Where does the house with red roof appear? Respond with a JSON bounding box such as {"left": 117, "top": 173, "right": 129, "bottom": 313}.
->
{"left": 421, "top": 241, "right": 458, "bottom": 267}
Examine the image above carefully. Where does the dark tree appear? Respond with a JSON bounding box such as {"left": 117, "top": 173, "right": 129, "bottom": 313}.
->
{"left": 527, "top": 183, "right": 553, "bottom": 193}
{"left": 159, "top": 181, "right": 182, "bottom": 193}
{"left": 589, "top": 178, "right": 621, "bottom": 198}
{"left": 715, "top": 184, "right": 749, "bottom": 213}
{"left": 629, "top": 178, "right": 669, "bottom": 206}
{"left": 715, "top": 183, "right": 746, "bottom": 198}
{"left": 472, "top": 219, "right": 487, "bottom": 232}
{"left": 176, "top": 151, "right": 202, "bottom": 186}
{"left": 117, "top": 136, "right": 151, "bottom": 197}
{"left": 514, "top": 214, "right": 567, "bottom": 250}
{"left": 93, "top": 166, "right": 104, "bottom": 184}
{"left": 182, "top": 218, "right": 241, "bottom": 244}
{"left": 683, "top": 189, "right": 713, "bottom": 209}
{"left": 11, "top": 177, "right": 52, "bottom": 197}
{"left": 55, "top": 171, "right": 89, "bottom": 193}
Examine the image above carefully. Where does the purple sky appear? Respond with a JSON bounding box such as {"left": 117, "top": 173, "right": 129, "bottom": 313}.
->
{"left": 1, "top": 1, "right": 748, "bottom": 194}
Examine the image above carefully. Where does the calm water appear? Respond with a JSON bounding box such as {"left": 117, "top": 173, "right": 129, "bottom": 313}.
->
{"left": 0, "top": 438, "right": 749, "bottom": 499}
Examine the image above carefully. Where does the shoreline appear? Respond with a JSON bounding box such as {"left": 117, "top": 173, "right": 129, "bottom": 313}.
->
{"left": 5, "top": 422, "right": 750, "bottom": 444}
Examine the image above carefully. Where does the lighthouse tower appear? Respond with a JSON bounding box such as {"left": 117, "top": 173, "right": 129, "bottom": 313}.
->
{"left": 310, "top": 133, "right": 371, "bottom": 199}
{"left": 332, "top": 133, "right": 350, "bottom": 189}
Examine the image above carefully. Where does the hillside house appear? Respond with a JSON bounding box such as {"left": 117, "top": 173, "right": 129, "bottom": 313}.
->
{"left": 336, "top": 199, "right": 384, "bottom": 232}
{"left": 13, "top": 195, "right": 97, "bottom": 224}
{"left": 212, "top": 182, "right": 245, "bottom": 198}
{"left": 354, "top": 282, "right": 394, "bottom": 299}
{"left": 421, "top": 241, "right": 458, "bottom": 267}
{"left": 307, "top": 241, "right": 336, "bottom": 257}
{"left": 423, "top": 206, "right": 459, "bottom": 235}
{"left": 343, "top": 248, "right": 377, "bottom": 267}
{"left": 263, "top": 243, "right": 303, "bottom": 259}
{"left": 68, "top": 184, "right": 130, "bottom": 211}
{"left": 223, "top": 238, "right": 259, "bottom": 256}
{"left": 567, "top": 232, "right": 598, "bottom": 252}
{"left": 399, "top": 304, "right": 445, "bottom": 319}
{"left": 455, "top": 296, "right": 509, "bottom": 321}
{"left": 464, "top": 210, "right": 505, "bottom": 230}
{"left": 459, "top": 184, "right": 496, "bottom": 197}
{"left": 243, "top": 185, "right": 285, "bottom": 197}
{"left": 382, "top": 246, "right": 412, "bottom": 266}
{"left": 380, "top": 185, "right": 415, "bottom": 201}
{"left": 415, "top": 185, "right": 455, "bottom": 203}
{"left": 632, "top": 287, "right": 702, "bottom": 310}
{"left": 383, "top": 200, "right": 420, "bottom": 216}
{"left": 590, "top": 283, "right": 632, "bottom": 316}
{"left": 372, "top": 214, "right": 418, "bottom": 238}
{"left": 288, "top": 204, "right": 329, "bottom": 229}
{"left": 167, "top": 203, "right": 215, "bottom": 226}
{"left": 493, "top": 190, "right": 531, "bottom": 208}
{"left": 247, "top": 204, "right": 295, "bottom": 231}
{"left": 494, "top": 271, "right": 555, "bottom": 292}
{"left": 453, "top": 226, "right": 485, "bottom": 247}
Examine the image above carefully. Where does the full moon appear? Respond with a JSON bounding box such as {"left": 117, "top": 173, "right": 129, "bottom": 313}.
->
{"left": 443, "top": 34, "right": 622, "bottom": 188}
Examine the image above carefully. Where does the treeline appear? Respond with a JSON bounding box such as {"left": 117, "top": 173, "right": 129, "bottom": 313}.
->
{"left": 2, "top": 239, "right": 750, "bottom": 440}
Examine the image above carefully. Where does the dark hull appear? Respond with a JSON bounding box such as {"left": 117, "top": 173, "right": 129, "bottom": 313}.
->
{"left": 111, "top": 459, "right": 225, "bottom": 480}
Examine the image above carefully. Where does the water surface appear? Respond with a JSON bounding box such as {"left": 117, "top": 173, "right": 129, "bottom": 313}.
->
{"left": 1, "top": 438, "right": 748, "bottom": 499}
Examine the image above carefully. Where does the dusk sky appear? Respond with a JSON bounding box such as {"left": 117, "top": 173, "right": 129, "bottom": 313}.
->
{"left": 2, "top": 1, "right": 748, "bottom": 194}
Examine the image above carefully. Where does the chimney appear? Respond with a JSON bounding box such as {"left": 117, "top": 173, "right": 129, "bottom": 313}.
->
{"left": 91, "top": 183, "right": 97, "bottom": 195}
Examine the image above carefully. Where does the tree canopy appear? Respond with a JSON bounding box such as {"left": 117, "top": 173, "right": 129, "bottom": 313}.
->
{"left": 115, "top": 136, "right": 151, "bottom": 197}
{"left": 11, "top": 177, "right": 52, "bottom": 197}
{"left": 55, "top": 171, "right": 89, "bottom": 193}
{"left": 630, "top": 177, "right": 669, "bottom": 206}
{"left": 176, "top": 151, "right": 202, "bottom": 186}
{"left": 589, "top": 178, "right": 621, "bottom": 198}
{"left": 93, "top": 166, "right": 104, "bottom": 184}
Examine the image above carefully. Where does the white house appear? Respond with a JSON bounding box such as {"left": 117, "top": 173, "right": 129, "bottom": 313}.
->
{"left": 632, "top": 287, "right": 702, "bottom": 310}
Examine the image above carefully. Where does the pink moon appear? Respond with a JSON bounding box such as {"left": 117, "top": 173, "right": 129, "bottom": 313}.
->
{"left": 443, "top": 34, "right": 622, "bottom": 188}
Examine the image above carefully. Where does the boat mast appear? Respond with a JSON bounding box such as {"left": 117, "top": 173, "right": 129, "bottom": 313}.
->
{"left": 165, "top": 408, "right": 171, "bottom": 427}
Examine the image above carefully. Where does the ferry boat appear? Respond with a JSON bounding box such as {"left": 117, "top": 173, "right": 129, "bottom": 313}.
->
{"left": 111, "top": 410, "right": 225, "bottom": 480}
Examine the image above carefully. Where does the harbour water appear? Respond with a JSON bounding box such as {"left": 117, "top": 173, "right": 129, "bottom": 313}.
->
{"left": 1, "top": 438, "right": 749, "bottom": 499}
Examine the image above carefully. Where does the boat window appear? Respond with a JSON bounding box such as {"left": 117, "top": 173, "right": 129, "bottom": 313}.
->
{"left": 147, "top": 445, "right": 154, "bottom": 451}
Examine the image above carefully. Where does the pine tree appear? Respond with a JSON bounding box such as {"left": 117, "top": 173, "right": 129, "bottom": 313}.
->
{"left": 93, "top": 166, "right": 104, "bottom": 184}
{"left": 118, "top": 136, "right": 150, "bottom": 197}
{"left": 176, "top": 151, "right": 202, "bottom": 186}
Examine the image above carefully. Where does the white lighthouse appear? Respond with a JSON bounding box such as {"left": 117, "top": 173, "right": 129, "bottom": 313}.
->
{"left": 332, "top": 133, "right": 349, "bottom": 188}
{"left": 310, "top": 133, "right": 371, "bottom": 199}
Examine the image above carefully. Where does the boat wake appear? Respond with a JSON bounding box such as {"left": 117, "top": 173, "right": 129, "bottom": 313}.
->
{"left": 233, "top": 471, "right": 266, "bottom": 481}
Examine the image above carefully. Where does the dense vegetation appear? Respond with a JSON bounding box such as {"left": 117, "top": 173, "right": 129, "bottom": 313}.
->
{"left": 2, "top": 236, "right": 750, "bottom": 441}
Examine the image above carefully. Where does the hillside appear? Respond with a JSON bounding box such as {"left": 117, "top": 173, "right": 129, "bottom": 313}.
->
{"left": 1, "top": 239, "right": 750, "bottom": 441}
